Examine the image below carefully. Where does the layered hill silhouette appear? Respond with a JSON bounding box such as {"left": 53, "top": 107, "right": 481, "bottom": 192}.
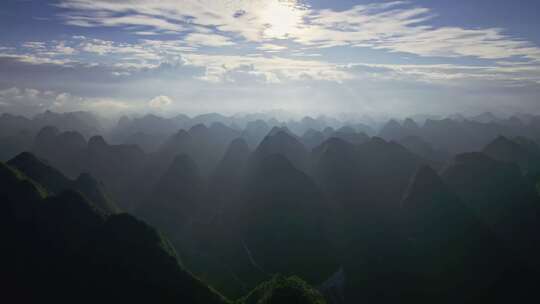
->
{"left": 0, "top": 160, "right": 227, "bottom": 303}
{"left": 3, "top": 110, "right": 540, "bottom": 303}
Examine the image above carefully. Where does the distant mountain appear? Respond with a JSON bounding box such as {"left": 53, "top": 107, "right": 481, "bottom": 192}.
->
{"left": 378, "top": 119, "right": 404, "bottom": 141}
{"left": 0, "top": 113, "right": 34, "bottom": 137}
{"left": 31, "top": 126, "right": 87, "bottom": 178}
{"left": 252, "top": 129, "right": 309, "bottom": 172}
{"left": 156, "top": 123, "right": 240, "bottom": 177}
{"left": 301, "top": 129, "right": 326, "bottom": 150}
{"left": 241, "top": 119, "right": 271, "bottom": 148}
{"left": 0, "top": 130, "right": 33, "bottom": 161}
{"left": 378, "top": 118, "right": 421, "bottom": 142}
{"left": 398, "top": 135, "right": 449, "bottom": 162}
{"left": 471, "top": 112, "right": 498, "bottom": 124}
{"left": 123, "top": 131, "right": 168, "bottom": 152}
{"left": 138, "top": 154, "right": 207, "bottom": 243}
{"left": 0, "top": 110, "right": 102, "bottom": 139}
{"left": 397, "top": 166, "right": 514, "bottom": 301}
{"left": 210, "top": 138, "right": 251, "bottom": 215}
{"left": 109, "top": 113, "right": 190, "bottom": 145}
{"left": 33, "top": 110, "right": 103, "bottom": 138}
{"left": 442, "top": 152, "right": 540, "bottom": 266}
{"left": 85, "top": 135, "right": 147, "bottom": 210}
{"left": 239, "top": 154, "right": 339, "bottom": 284}
{"left": 350, "top": 122, "right": 375, "bottom": 136}
{"left": 483, "top": 136, "right": 540, "bottom": 178}
{"left": 313, "top": 137, "right": 424, "bottom": 303}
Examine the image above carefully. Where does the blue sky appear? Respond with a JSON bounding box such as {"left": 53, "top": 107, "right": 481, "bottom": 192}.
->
{"left": 1, "top": 0, "right": 539, "bottom": 118}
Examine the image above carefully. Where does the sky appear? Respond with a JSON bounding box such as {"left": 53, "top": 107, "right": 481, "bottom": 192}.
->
{"left": 0, "top": 0, "right": 539, "bottom": 118}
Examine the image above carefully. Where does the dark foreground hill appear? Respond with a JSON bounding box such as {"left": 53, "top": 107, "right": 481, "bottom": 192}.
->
{"left": 1, "top": 156, "right": 327, "bottom": 304}
{"left": 0, "top": 160, "right": 228, "bottom": 303}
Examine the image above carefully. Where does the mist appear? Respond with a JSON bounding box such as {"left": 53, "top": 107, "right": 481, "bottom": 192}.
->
{"left": 3, "top": 1, "right": 540, "bottom": 303}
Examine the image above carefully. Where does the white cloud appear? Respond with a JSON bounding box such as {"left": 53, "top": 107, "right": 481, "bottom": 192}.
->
{"left": 55, "top": 0, "right": 540, "bottom": 62}
{"left": 184, "top": 53, "right": 354, "bottom": 83}
{"left": 184, "top": 33, "right": 235, "bottom": 47}
{"left": 0, "top": 86, "right": 135, "bottom": 115}
{"left": 56, "top": 0, "right": 308, "bottom": 41}
{"left": 256, "top": 43, "right": 287, "bottom": 52}
{"left": 345, "top": 62, "right": 540, "bottom": 87}
{"left": 148, "top": 95, "right": 173, "bottom": 108}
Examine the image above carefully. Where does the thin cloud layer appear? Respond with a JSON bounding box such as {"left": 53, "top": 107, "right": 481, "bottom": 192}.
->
{"left": 54, "top": 0, "right": 540, "bottom": 61}
{"left": 0, "top": 1, "right": 539, "bottom": 116}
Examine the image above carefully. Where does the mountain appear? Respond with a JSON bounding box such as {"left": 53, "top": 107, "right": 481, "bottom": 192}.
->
{"left": 85, "top": 135, "right": 148, "bottom": 210}
{"left": 138, "top": 154, "right": 207, "bottom": 244}
{"left": 109, "top": 113, "right": 190, "bottom": 146}
{"left": 252, "top": 129, "right": 309, "bottom": 172}
{"left": 0, "top": 161, "right": 227, "bottom": 304}
{"left": 210, "top": 138, "right": 251, "bottom": 215}
{"left": 32, "top": 110, "right": 103, "bottom": 138}
{"left": 402, "top": 118, "right": 420, "bottom": 132}
{"left": 189, "top": 123, "right": 241, "bottom": 176}
{"left": 483, "top": 136, "right": 540, "bottom": 179}
{"left": 0, "top": 130, "right": 33, "bottom": 161}
{"left": 238, "top": 154, "right": 339, "bottom": 285}
{"left": 398, "top": 135, "right": 449, "bottom": 162}
{"left": 238, "top": 275, "right": 326, "bottom": 304}
{"left": 0, "top": 113, "right": 34, "bottom": 137}
{"left": 7, "top": 152, "right": 119, "bottom": 214}
{"left": 442, "top": 152, "right": 540, "bottom": 267}
{"left": 330, "top": 127, "right": 370, "bottom": 145}
{"left": 471, "top": 112, "right": 498, "bottom": 124}
{"left": 199, "top": 144, "right": 344, "bottom": 297}
{"left": 72, "top": 173, "right": 119, "bottom": 214}
{"left": 241, "top": 120, "right": 271, "bottom": 149}
{"left": 379, "top": 119, "right": 408, "bottom": 141}
{"left": 0, "top": 113, "right": 35, "bottom": 160}
{"left": 156, "top": 123, "right": 240, "bottom": 177}
{"left": 312, "top": 137, "right": 424, "bottom": 303}
{"left": 32, "top": 126, "right": 87, "bottom": 178}
{"left": 123, "top": 131, "right": 169, "bottom": 152}
{"left": 351, "top": 122, "right": 375, "bottom": 136}
{"left": 301, "top": 129, "right": 326, "bottom": 150}
{"left": 400, "top": 166, "right": 505, "bottom": 296}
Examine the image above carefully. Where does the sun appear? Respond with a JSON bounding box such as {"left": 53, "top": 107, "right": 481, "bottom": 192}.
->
{"left": 257, "top": 0, "right": 307, "bottom": 39}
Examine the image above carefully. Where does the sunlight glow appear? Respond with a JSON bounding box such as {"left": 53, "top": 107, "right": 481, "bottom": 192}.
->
{"left": 257, "top": 0, "right": 307, "bottom": 39}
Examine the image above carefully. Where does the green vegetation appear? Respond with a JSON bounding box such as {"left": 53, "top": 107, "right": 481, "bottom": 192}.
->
{"left": 2, "top": 159, "right": 328, "bottom": 304}
{"left": 1, "top": 160, "right": 228, "bottom": 303}
{"left": 238, "top": 275, "right": 326, "bottom": 304}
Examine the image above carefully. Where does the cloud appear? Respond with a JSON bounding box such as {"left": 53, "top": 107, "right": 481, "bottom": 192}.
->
{"left": 148, "top": 95, "right": 173, "bottom": 108}
{"left": 0, "top": 86, "right": 134, "bottom": 116}
{"left": 183, "top": 53, "right": 354, "bottom": 83}
{"left": 62, "top": 12, "right": 185, "bottom": 33}
{"left": 56, "top": 0, "right": 309, "bottom": 41}
{"left": 184, "top": 33, "right": 235, "bottom": 47}
{"left": 256, "top": 44, "right": 287, "bottom": 52}
{"left": 344, "top": 62, "right": 540, "bottom": 87}
{"left": 55, "top": 0, "right": 540, "bottom": 62}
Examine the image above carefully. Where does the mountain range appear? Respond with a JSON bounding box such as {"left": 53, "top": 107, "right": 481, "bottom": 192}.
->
{"left": 2, "top": 110, "right": 540, "bottom": 303}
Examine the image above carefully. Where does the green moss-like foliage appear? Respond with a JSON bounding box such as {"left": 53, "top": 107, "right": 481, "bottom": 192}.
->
{"left": 0, "top": 161, "right": 48, "bottom": 199}
{"left": 8, "top": 152, "right": 120, "bottom": 214}
{"left": 1, "top": 161, "right": 229, "bottom": 304}
{"left": 238, "top": 275, "right": 326, "bottom": 304}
